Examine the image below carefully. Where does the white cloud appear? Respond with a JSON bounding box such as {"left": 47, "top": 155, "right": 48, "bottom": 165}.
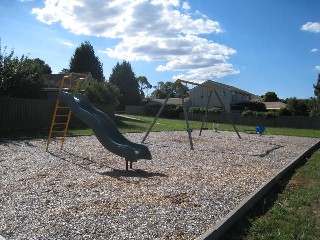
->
{"left": 61, "top": 41, "right": 75, "bottom": 48}
{"left": 32, "top": 0, "right": 238, "bottom": 80}
{"left": 182, "top": 1, "right": 191, "bottom": 11}
{"left": 301, "top": 22, "right": 320, "bottom": 33}
{"left": 311, "top": 48, "right": 319, "bottom": 53}
{"left": 316, "top": 66, "right": 320, "bottom": 71}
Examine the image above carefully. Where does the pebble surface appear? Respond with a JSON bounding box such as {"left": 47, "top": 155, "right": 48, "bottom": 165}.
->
{"left": 0, "top": 131, "right": 318, "bottom": 239}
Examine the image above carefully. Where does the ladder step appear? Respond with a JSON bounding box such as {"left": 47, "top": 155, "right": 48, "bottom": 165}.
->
{"left": 46, "top": 73, "right": 89, "bottom": 151}
{"left": 49, "top": 137, "right": 65, "bottom": 142}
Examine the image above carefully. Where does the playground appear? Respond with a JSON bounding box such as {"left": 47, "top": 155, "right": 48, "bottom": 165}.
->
{"left": 1, "top": 130, "right": 318, "bottom": 239}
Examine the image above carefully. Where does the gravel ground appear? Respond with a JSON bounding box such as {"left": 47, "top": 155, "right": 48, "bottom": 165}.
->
{"left": 0, "top": 130, "right": 319, "bottom": 240}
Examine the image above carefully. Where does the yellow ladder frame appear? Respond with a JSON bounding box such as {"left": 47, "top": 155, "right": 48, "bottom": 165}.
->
{"left": 46, "top": 73, "right": 89, "bottom": 152}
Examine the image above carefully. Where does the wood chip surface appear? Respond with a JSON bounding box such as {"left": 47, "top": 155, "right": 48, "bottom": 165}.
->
{"left": 0, "top": 131, "right": 318, "bottom": 239}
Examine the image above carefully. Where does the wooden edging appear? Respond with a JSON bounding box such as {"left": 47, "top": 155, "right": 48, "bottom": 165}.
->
{"left": 196, "top": 140, "right": 320, "bottom": 240}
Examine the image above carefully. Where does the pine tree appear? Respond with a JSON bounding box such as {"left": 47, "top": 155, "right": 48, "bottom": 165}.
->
{"left": 69, "top": 41, "right": 104, "bottom": 81}
{"left": 109, "top": 61, "right": 141, "bottom": 108}
{"left": 314, "top": 73, "right": 320, "bottom": 97}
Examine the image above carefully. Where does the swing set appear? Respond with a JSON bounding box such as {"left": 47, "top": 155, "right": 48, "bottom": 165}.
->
{"left": 141, "top": 79, "right": 241, "bottom": 150}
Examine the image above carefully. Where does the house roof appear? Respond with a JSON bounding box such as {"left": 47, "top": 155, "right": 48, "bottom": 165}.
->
{"left": 43, "top": 73, "right": 92, "bottom": 89}
{"left": 152, "top": 98, "right": 187, "bottom": 105}
{"left": 264, "top": 101, "right": 286, "bottom": 110}
{"left": 201, "top": 80, "right": 264, "bottom": 101}
{"left": 203, "top": 80, "right": 251, "bottom": 96}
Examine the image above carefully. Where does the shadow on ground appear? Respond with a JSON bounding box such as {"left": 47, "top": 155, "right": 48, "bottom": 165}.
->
{"left": 100, "top": 169, "right": 167, "bottom": 178}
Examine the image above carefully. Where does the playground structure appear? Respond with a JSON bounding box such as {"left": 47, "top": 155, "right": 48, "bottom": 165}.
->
{"left": 142, "top": 79, "right": 241, "bottom": 150}
{"left": 46, "top": 72, "right": 89, "bottom": 151}
{"left": 46, "top": 73, "right": 152, "bottom": 170}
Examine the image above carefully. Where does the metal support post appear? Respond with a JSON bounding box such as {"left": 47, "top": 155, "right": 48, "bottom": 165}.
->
{"left": 199, "top": 91, "right": 212, "bottom": 136}
{"left": 214, "top": 90, "right": 241, "bottom": 139}
{"left": 180, "top": 89, "right": 194, "bottom": 150}
{"left": 141, "top": 85, "right": 176, "bottom": 143}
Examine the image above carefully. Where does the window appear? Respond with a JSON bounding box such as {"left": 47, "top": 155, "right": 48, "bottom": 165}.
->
{"left": 231, "top": 92, "right": 236, "bottom": 101}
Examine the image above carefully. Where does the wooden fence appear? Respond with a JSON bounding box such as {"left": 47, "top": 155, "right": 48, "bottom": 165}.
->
{"left": 0, "top": 96, "right": 116, "bottom": 131}
{"left": 187, "top": 112, "right": 320, "bottom": 130}
{"left": 124, "top": 105, "right": 320, "bottom": 129}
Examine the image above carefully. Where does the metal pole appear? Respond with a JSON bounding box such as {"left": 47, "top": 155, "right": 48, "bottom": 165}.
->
{"left": 214, "top": 90, "right": 241, "bottom": 139}
{"left": 141, "top": 85, "right": 176, "bottom": 143}
{"left": 180, "top": 89, "right": 194, "bottom": 150}
{"left": 199, "top": 91, "right": 212, "bottom": 136}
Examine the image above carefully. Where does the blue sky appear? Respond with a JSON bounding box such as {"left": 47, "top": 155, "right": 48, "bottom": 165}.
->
{"left": 1, "top": 0, "right": 319, "bottom": 99}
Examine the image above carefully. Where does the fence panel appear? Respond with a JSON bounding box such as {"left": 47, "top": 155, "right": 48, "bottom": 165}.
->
{"left": 185, "top": 112, "right": 320, "bottom": 129}
{"left": 0, "top": 96, "right": 116, "bottom": 131}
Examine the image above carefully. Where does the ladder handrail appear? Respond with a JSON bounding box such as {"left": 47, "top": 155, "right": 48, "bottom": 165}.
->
{"left": 46, "top": 73, "right": 89, "bottom": 152}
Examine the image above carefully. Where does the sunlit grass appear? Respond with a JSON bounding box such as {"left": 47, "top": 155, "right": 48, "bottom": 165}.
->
{"left": 241, "top": 149, "right": 320, "bottom": 239}
{"left": 1, "top": 114, "right": 320, "bottom": 139}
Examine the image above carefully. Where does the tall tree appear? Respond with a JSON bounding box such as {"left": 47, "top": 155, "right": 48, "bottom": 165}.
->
{"left": 314, "top": 73, "right": 320, "bottom": 97}
{"left": 69, "top": 41, "right": 104, "bottom": 81}
{"left": 0, "top": 43, "right": 44, "bottom": 98}
{"left": 151, "top": 81, "right": 189, "bottom": 99}
{"left": 109, "top": 61, "right": 141, "bottom": 108}
{"left": 136, "top": 76, "right": 152, "bottom": 99}
{"left": 286, "top": 97, "right": 308, "bottom": 116}
{"left": 263, "top": 91, "right": 279, "bottom": 102}
{"left": 32, "top": 58, "right": 52, "bottom": 74}
{"left": 59, "top": 68, "right": 70, "bottom": 74}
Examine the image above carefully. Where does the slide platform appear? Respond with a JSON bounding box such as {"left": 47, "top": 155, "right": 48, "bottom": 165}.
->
{"left": 58, "top": 91, "right": 152, "bottom": 170}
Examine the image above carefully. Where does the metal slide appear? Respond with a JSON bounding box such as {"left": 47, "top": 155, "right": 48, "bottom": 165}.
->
{"left": 58, "top": 91, "right": 152, "bottom": 170}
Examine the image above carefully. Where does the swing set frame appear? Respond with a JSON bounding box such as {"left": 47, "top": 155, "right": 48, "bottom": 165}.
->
{"left": 141, "top": 79, "right": 241, "bottom": 150}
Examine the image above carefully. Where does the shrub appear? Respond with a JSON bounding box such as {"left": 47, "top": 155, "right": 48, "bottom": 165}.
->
{"left": 144, "top": 103, "right": 183, "bottom": 118}
{"left": 279, "top": 107, "right": 292, "bottom": 116}
{"left": 233, "top": 101, "right": 266, "bottom": 112}
{"left": 190, "top": 107, "right": 222, "bottom": 114}
{"left": 85, "top": 80, "right": 120, "bottom": 106}
{"left": 242, "top": 110, "right": 278, "bottom": 118}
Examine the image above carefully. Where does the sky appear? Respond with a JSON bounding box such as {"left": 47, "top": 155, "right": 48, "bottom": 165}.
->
{"left": 0, "top": 0, "right": 319, "bottom": 99}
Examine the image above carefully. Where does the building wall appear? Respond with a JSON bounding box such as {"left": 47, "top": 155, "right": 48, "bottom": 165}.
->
{"left": 189, "top": 81, "right": 252, "bottom": 113}
{"left": 189, "top": 81, "right": 231, "bottom": 112}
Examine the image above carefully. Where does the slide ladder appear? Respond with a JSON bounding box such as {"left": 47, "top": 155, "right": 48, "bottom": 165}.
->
{"left": 46, "top": 73, "right": 89, "bottom": 152}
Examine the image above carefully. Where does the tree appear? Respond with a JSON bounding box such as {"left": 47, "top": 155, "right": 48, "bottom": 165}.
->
{"left": 286, "top": 97, "right": 308, "bottom": 116}
{"left": 85, "top": 80, "right": 120, "bottom": 106}
{"left": 59, "top": 68, "right": 70, "bottom": 74}
{"left": 314, "top": 73, "right": 320, "bottom": 97}
{"left": 263, "top": 91, "right": 279, "bottom": 102}
{"left": 151, "top": 81, "right": 189, "bottom": 99}
{"left": 0, "top": 43, "right": 44, "bottom": 98}
{"left": 109, "top": 61, "right": 141, "bottom": 108}
{"left": 32, "top": 58, "right": 52, "bottom": 74}
{"left": 306, "top": 97, "right": 320, "bottom": 117}
{"left": 136, "top": 76, "right": 152, "bottom": 99}
{"left": 69, "top": 41, "right": 104, "bottom": 81}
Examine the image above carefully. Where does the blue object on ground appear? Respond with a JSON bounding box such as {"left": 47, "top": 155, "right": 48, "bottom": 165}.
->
{"left": 256, "top": 126, "right": 265, "bottom": 135}
{"left": 58, "top": 91, "right": 152, "bottom": 170}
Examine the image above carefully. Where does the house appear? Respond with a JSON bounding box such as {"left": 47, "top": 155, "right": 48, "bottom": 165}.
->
{"left": 264, "top": 101, "right": 286, "bottom": 111}
{"left": 151, "top": 98, "right": 187, "bottom": 105}
{"left": 40, "top": 73, "right": 92, "bottom": 100}
{"left": 189, "top": 80, "right": 259, "bottom": 113}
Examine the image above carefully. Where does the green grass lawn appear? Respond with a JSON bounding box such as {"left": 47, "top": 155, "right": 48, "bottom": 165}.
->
{"left": 1, "top": 113, "right": 320, "bottom": 139}
{"left": 226, "top": 149, "right": 320, "bottom": 240}
{"left": 115, "top": 114, "right": 320, "bottom": 138}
